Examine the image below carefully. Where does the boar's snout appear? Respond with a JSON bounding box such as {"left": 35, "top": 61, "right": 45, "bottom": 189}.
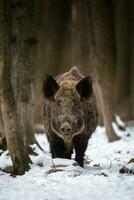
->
{"left": 58, "top": 114, "right": 76, "bottom": 134}
{"left": 60, "top": 122, "right": 72, "bottom": 134}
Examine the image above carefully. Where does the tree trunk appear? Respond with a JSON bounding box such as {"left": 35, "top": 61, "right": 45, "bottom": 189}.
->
{"left": 114, "top": 0, "right": 131, "bottom": 120}
{"left": 130, "top": 0, "right": 134, "bottom": 119}
{"left": 10, "top": 0, "right": 37, "bottom": 149}
{"left": 34, "top": 0, "right": 71, "bottom": 124}
{"left": 0, "top": 107, "right": 5, "bottom": 139}
{"left": 0, "top": 0, "right": 31, "bottom": 175}
{"left": 40, "top": 0, "right": 71, "bottom": 75}
{"left": 69, "top": 1, "right": 81, "bottom": 67}
{"left": 69, "top": 0, "right": 92, "bottom": 74}
{"left": 89, "top": 0, "right": 120, "bottom": 141}
{"left": 0, "top": 107, "right": 7, "bottom": 150}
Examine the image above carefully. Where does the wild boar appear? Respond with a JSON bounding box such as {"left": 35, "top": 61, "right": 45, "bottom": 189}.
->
{"left": 43, "top": 67, "right": 98, "bottom": 167}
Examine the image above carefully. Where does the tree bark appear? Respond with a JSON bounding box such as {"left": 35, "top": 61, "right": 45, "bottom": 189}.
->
{"left": 114, "top": 0, "right": 131, "bottom": 120}
{"left": 0, "top": 106, "right": 7, "bottom": 150}
{"left": 130, "top": 0, "right": 134, "bottom": 119}
{"left": 0, "top": 107, "right": 5, "bottom": 139}
{"left": 69, "top": 0, "right": 92, "bottom": 74}
{"left": 0, "top": 0, "right": 31, "bottom": 175}
{"left": 89, "top": 0, "right": 120, "bottom": 141}
{"left": 40, "top": 0, "right": 71, "bottom": 75}
{"left": 10, "top": 0, "right": 37, "bottom": 148}
{"left": 34, "top": 0, "right": 71, "bottom": 124}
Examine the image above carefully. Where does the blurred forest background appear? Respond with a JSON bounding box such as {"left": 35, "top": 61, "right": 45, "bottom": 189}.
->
{"left": 0, "top": 0, "right": 134, "bottom": 175}
{"left": 36, "top": 0, "right": 134, "bottom": 123}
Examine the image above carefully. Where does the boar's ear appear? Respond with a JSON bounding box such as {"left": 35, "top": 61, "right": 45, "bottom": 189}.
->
{"left": 43, "top": 74, "right": 59, "bottom": 99}
{"left": 76, "top": 76, "right": 92, "bottom": 99}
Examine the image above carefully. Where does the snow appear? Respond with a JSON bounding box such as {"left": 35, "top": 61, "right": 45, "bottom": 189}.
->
{"left": 115, "top": 115, "right": 125, "bottom": 128}
{"left": 0, "top": 126, "right": 134, "bottom": 200}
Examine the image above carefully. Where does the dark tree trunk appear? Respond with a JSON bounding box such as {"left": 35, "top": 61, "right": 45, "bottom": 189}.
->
{"left": 10, "top": 0, "right": 37, "bottom": 149}
{"left": 130, "top": 0, "right": 134, "bottom": 119}
{"left": 34, "top": 0, "right": 71, "bottom": 124}
{"left": 69, "top": 0, "right": 92, "bottom": 74}
{"left": 40, "top": 0, "right": 71, "bottom": 75}
{"left": 0, "top": 107, "right": 7, "bottom": 150}
{"left": 0, "top": 107, "right": 5, "bottom": 139}
{"left": 0, "top": 0, "right": 31, "bottom": 175}
{"left": 114, "top": 0, "right": 131, "bottom": 120}
{"left": 89, "top": 0, "right": 120, "bottom": 141}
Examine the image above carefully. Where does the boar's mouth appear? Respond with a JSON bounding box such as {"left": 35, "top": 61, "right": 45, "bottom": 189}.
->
{"left": 51, "top": 120, "right": 85, "bottom": 141}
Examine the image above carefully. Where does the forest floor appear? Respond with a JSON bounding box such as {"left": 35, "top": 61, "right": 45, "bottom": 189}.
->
{"left": 0, "top": 122, "right": 134, "bottom": 200}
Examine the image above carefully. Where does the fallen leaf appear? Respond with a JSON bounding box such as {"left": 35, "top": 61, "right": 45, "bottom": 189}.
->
{"left": 119, "top": 166, "right": 134, "bottom": 175}
{"left": 47, "top": 168, "right": 64, "bottom": 174}
{"left": 128, "top": 158, "right": 134, "bottom": 164}
{"left": 95, "top": 172, "right": 108, "bottom": 177}
{"left": 2, "top": 166, "right": 13, "bottom": 174}
{"left": 85, "top": 159, "right": 92, "bottom": 164}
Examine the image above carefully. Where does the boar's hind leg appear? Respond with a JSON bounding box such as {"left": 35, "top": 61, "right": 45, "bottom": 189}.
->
{"left": 50, "top": 137, "right": 71, "bottom": 159}
{"left": 74, "top": 136, "right": 89, "bottom": 167}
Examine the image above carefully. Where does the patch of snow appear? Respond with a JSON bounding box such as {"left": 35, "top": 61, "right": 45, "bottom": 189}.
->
{"left": 51, "top": 158, "right": 76, "bottom": 166}
{"left": 115, "top": 115, "right": 125, "bottom": 127}
{"left": 0, "top": 151, "right": 12, "bottom": 170}
{"left": 0, "top": 126, "right": 134, "bottom": 200}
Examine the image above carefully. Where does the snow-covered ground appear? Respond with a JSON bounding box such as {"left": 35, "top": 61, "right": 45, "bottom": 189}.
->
{"left": 0, "top": 124, "right": 134, "bottom": 200}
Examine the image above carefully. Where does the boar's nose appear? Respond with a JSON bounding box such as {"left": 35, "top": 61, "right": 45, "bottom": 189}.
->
{"left": 60, "top": 122, "right": 72, "bottom": 134}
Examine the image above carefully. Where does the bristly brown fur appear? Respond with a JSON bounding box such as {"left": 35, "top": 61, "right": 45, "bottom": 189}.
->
{"left": 56, "top": 66, "right": 84, "bottom": 83}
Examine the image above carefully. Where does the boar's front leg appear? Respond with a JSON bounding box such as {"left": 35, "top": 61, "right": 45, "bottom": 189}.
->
{"left": 73, "top": 135, "right": 89, "bottom": 167}
{"left": 49, "top": 137, "right": 65, "bottom": 158}
{"left": 49, "top": 135, "right": 72, "bottom": 159}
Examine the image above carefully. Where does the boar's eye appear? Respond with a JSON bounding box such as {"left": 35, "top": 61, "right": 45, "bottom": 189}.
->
{"left": 56, "top": 99, "right": 62, "bottom": 107}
